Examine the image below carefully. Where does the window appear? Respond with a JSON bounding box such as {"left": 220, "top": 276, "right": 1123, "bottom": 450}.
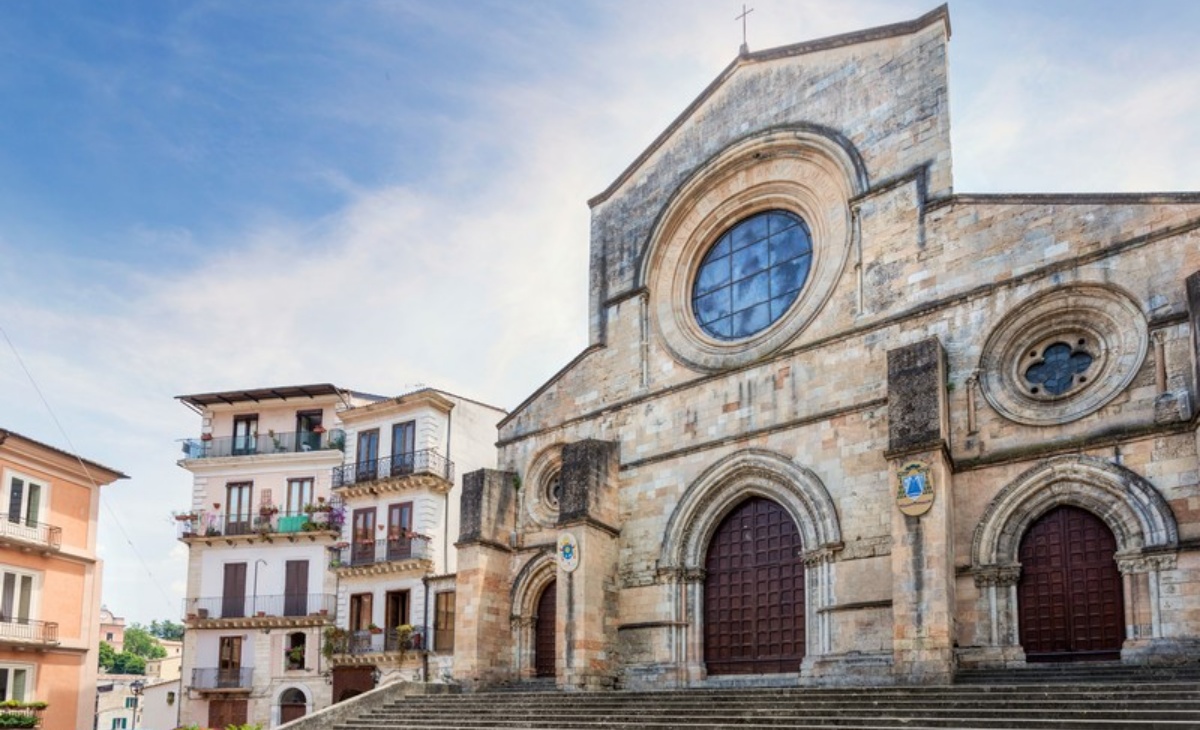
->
{"left": 106, "top": 632, "right": 114, "bottom": 641}
{"left": 225, "top": 482, "right": 253, "bottom": 535}
{"left": 111, "top": 719, "right": 127, "bottom": 730}
{"left": 166, "top": 691, "right": 175, "bottom": 705}
{"left": 0, "top": 570, "right": 35, "bottom": 623}
{"left": 349, "top": 593, "right": 373, "bottom": 632}
{"left": 296, "top": 410, "right": 323, "bottom": 451}
{"left": 0, "top": 665, "right": 29, "bottom": 701}
{"left": 124, "top": 696, "right": 137, "bottom": 708}
{"left": 6, "top": 476, "right": 43, "bottom": 526}
{"left": 391, "top": 421, "right": 415, "bottom": 475}
{"left": 285, "top": 479, "right": 313, "bottom": 516}
{"left": 434, "top": 592, "right": 455, "bottom": 653}
{"left": 285, "top": 632, "right": 306, "bottom": 670}
{"left": 232, "top": 415, "right": 258, "bottom": 455}
{"left": 357, "top": 430, "right": 379, "bottom": 480}
{"left": 351, "top": 509, "right": 376, "bottom": 565}
{"left": 386, "top": 502, "right": 413, "bottom": 559}
{"left": 692, "top": 210, "right": 812, "bottom": 340}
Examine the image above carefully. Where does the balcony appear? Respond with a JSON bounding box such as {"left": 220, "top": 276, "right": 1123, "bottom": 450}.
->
{"left": 330, "top": 626, "right": 426, "bottom": 657}
{"left": 192, "top": 667, "right": 253, "bottom": 691}
{"left": 176, "top": 508, "right": 342, "bottom": 543}
{"left": 0, "top": 618, "right": 58, "bottom": 648}
{"left": 331, "top": 450, "right": 454, "bottom": 490}
{"left": 183, "top": 593, "right": 336, "bottom": 623}
{"left": 332, "top": 536, "right": 433, "bottom": 573}
{"left": 0, "top": 517, "right": 61, "bottom": 552}
{"left": 179, "top": 429, "right": 344, "bottom": 460}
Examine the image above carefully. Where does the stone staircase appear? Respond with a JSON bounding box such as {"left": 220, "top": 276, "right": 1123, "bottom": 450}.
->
{"left": 328, "top": 675, "right": 1200, "bottom": 730}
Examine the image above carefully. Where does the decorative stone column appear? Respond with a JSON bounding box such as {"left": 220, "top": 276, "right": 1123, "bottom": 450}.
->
{"left": 886, "top": 337, "right": 956, "bottom": 683}
{"left": 556, "top": 439, "right": 621, "bottom": 690}
{"left": 453, "top": 468, "right": 517, "bottom": 688}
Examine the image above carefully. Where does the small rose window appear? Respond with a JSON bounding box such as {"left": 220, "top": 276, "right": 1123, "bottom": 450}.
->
{"left": 1024, "top": 341, "right": 1095, "bottom": 396}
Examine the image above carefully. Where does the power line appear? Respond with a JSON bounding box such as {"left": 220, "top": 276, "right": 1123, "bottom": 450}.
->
{"left": 0, "top": 323, "right": 175, "bottom": 613}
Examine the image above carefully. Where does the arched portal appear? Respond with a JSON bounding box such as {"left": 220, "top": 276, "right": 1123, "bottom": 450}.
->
{"left": 1018, "top": 505, "right": 1124, "bottom": 662}
{"left": 703, "top": 497, "right": 805, "bottom": 675}
{"left": 534, "top": 579, "right": 557, "bottom": 678}
{"left": 278, "top": 687, "right": 308, "bottom": 723}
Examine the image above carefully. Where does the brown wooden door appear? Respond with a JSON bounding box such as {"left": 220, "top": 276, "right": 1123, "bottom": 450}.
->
{"left": 208, "top": 699, "right": 247, "bottom": 728}
{"left": 704, "top": 497, "right": 805, "bottom": 675}
{"left": 217, "top": 635, "right": 243, "bottom": 688}
{"left": 387, "top": 502, "right": 413, "bottom": 560}
{"left": 284, "top": 560, "right": 308, "bottom": 616}
{"left": 1019, "top": 505, "right": 1124, "bottom": 662}
{"left": 221, "top": 563, "right": 247, "bottom": 618}
{"left": 279, "top": 688, "right": 307, "bottom": 722}
{"left": 534, "top": 580, "right": 556, "bottom": 677}
{"left": 352, "top": 508, "right": 376, "bottom": 565}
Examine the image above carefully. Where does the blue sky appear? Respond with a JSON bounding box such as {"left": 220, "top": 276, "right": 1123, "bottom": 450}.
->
{"left": 1, "top": 0, "right": 1198, "bottom": 626}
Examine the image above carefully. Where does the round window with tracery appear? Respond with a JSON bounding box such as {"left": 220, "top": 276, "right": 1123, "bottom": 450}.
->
{"left": 1023, "top": 339, "right": 1095, "bottom": 397}
{"left": 691, "top": 210, "right": 812, "bottom": 341}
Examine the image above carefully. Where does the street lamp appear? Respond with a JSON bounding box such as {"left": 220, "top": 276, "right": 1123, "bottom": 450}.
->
{"left": 129, "top": 680, "right": 144, "bottom": 730}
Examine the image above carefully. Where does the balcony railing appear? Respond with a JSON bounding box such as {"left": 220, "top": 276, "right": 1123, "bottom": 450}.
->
{"left": 0, "top": 617, "right": 58, "bottom": 645}
{"left": 0, "top": 517, "right": 61, "bottom": 550}
{"left": 192, "top": 667, "right": 253, "bottom": 690}
{"left": 183, "top": 593, "right": 336, "bottom": 621}
{"left": 331, "top": 449, "right": 453, "bottom": 488}
{"left": 180, "top": 429, "right": 345, "bottom": 460}
{"left": 334, "top": 536, "right": 433, "bottom": 568}
{"left": 176, "top": 508, "right": 343, "bottom": 539}
{"left": 331, "top": 627, "right": 426, "bottom": 656}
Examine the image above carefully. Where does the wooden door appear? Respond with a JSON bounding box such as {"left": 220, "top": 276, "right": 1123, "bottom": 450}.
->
{"left": 387, "top": 502, "right": 413, "bottom": 560}
{"left": 391, "top": 421, "right": 416, "bottom": 475}
{"left": 1019, "top": 505, "right": 1123, "bottom": 662}
{"left": 704, "top": 498, "right": 805, "bottom": 675}
{"left": 284, "top": 560, "right": 308, "bottom": 616}
{"left": 221, "top": 563, "right": 247, "bottom": 618}
{"left": 208, "top": 699, "right": 247, "bottom": 727}
{"left": 534, "top": 580, "right": 556, "bottom": 677}
{"left": 279, "top": 688, "right": 307, "bottom": 722}
{"left": 217, "top": 636, "right": 243, "bottom": 688}
{"left": 357, "top": 429, "right": 380, "bottom": 481}
{"left": 352, "top": 509, "right": 376, "bottom": 565}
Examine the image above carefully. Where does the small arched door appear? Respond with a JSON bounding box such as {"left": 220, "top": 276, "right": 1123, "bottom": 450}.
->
{"left": 279, "top": 688, "right": 307, "bottom": 723}
{"left": 704, "top": 497, "right": 805, "bottom": 675}
{"left": 534, "top": 580, "right": 557, "bottom": 677}
{"left": 1018, "top": 505, "right": 1124, "bottom": 662}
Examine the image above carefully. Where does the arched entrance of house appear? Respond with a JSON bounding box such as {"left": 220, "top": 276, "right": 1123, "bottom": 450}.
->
{"left": 704, "top": 497, "right": 805, "bottom": 675}
{"left": 534, "top": 579, "right": 557, "bottom": 677}
{"left": 278, "top": 688, "right": 307, "bottom": 723}
{"left": 1018, "top": 505, "right": 1123, "bottom": 662}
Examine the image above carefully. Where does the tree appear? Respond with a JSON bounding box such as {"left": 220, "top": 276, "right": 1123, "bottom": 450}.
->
{"left": 108, "top": 651, "right": 146, "bottom": 675}
{"left": 98, "top": 640, "right": 116, "bottom": 670}
{"left": 123, "top": 625, "right": 167, "bottom": 659}
{"left": 147, "top": 619, "right": 184, "bottom": 641}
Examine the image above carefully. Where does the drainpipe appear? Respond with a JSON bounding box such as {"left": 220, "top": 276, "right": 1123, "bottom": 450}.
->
{"left": 443, "top": 406, "right": 452, "bottom": 574}
{"left": 422, "top": 575, "right": 431, "bottom": 682}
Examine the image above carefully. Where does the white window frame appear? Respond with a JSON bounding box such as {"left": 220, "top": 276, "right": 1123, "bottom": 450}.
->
{"left": 2, "top": 469, "right": 49, "bottom": 529}
{"left": 0, "top": 663, "right": 34, "bottom": 702}
{"left": 0, "top": 566, "right": 40, "bottom": 624}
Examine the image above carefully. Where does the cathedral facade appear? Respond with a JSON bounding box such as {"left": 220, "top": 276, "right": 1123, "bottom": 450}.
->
{"left": 453, "top": 6, "right": 1200, "bottom": 688}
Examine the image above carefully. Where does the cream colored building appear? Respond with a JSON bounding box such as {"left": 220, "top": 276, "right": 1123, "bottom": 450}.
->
{"left": 0, "top": 428, "right": 125, "bottom": 728}
{"left": 452, "top": 6, "right": 1200, "bottom": 690}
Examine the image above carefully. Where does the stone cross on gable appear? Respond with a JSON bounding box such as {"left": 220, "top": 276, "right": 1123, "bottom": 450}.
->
{"left": 737, "top": 4, "right": 754, "bottom": 55}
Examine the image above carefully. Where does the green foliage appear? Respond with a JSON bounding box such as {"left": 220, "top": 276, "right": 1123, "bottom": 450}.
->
{"left": 124, "top": 625, "right": 168, "bottom": 659}
{"left": 224, "top": 724, "right": 263, "bottom": 730}
{"left": 148, "top": 619, "right": 185, "bottom": 641}
{"left": 108, "top": 651, "right": 146, "bottom": 675}
{"left": 0, "top": 714, "right": 37, "bottom": 728}
{"left": 98, "top": 640, "right": 117, "bottom": 669}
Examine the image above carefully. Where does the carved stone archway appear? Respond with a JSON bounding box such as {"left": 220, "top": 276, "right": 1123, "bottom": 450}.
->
{"left": 968, "top": 455, "right": 1178, "bottom": 664}
{"left": 509, "top": 550, "right": 558, "bottom": 680}
{"left": 658, "top": 449, "right": 842, "bottom": 681}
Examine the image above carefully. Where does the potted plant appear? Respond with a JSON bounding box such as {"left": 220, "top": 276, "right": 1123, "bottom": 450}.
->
{"left": 285, "top": 645, "right": 305, "bottom": 669}
{"left": 368, "top": 623, "right": 382, "bottom": 635}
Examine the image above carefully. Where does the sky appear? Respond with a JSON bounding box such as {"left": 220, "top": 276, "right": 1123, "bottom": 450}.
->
{"left": 1, "top": 0, "right": 1198, "bottom": 627}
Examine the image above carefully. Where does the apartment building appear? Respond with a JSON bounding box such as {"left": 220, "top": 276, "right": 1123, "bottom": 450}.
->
{"left": 323, "top": 389, "right": 504, "bottom": 700}
{"left": 0, "top": 428, "right": 125, "bottom": 730}
{"left": 174, "top": 384, "right": 380, "bottom": 728}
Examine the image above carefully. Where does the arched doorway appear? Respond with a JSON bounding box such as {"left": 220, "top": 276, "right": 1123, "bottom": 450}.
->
{"left": 1018, "top": 505, "right": 1124, "bottom": 662}
{"left": 278, "top": 688, "right": 307, "bottom": 723}
{"left": 704, "top": 497, "right": 805, "bottom": 675}
{"left": 534, "top": 579, "right": 557, "bottom": 677}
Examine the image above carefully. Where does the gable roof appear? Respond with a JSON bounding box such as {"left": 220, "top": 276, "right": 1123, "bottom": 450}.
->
{"left": 587, "top": 4, "right": 951, "bottom": 208}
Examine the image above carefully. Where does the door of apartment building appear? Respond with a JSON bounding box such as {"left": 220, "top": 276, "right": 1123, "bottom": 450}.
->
{"left": 217, "top": 635, "right": 243, "bottom": 688}
{"left": 356, "top": 430, "right": 379, "bottom": 481}
{"left": 283, "top": 560, "right": 308, "bottom": 616}
{"left": 384, "top": 590, "right": 410, "bottom": 651}
{"left": 231, "top": 414, "right": 257, "bottom": 455}
{"left": 208, "top": 699, "right": 247, "bottom": 728}
{"left": 221, "top": 563, "right": 247, "bottom": 619}
{"left": 279, "top": 688, "right": 307, "bottom": 723}
{"left": 225, "top": 482, "right": 253, "bottom": 536}
{"left": 386, "top": 502, "right": 413, "bottom": 560}
{"left": 296, "top": 410, "right": 323, "bottom": 452}
{"left": 352, "top": 509, "right": 376, "bottom": 565}
{"left": 391, "top": 421, "right": 415, "bottom": 475}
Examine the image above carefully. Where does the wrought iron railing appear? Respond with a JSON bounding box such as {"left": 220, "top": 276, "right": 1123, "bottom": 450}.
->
{"left": 333, "top": 536, "right": 433, "bottom": 568}
{"left": 0, "top": 618, "right": 58, "bottom": 644}
{"left": 0, "top": 517, "right": 61, "bottom": 550}
{"left": 176, "top": 507, "right": 343, "bottom": 539}
{"left": 332, "top": 627, "right": 426, "bottom": 656}
{"left": 179, "top": 429, "right": 345, "bottom": 460}
{"left": 331, "top": 449, "right": 453, "bottom": 488}
{"left": 192, "top": 667, "right": 253, "bottom": 690}
{"left": 183, "top": 593, "right": 336, "bottom": 621}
